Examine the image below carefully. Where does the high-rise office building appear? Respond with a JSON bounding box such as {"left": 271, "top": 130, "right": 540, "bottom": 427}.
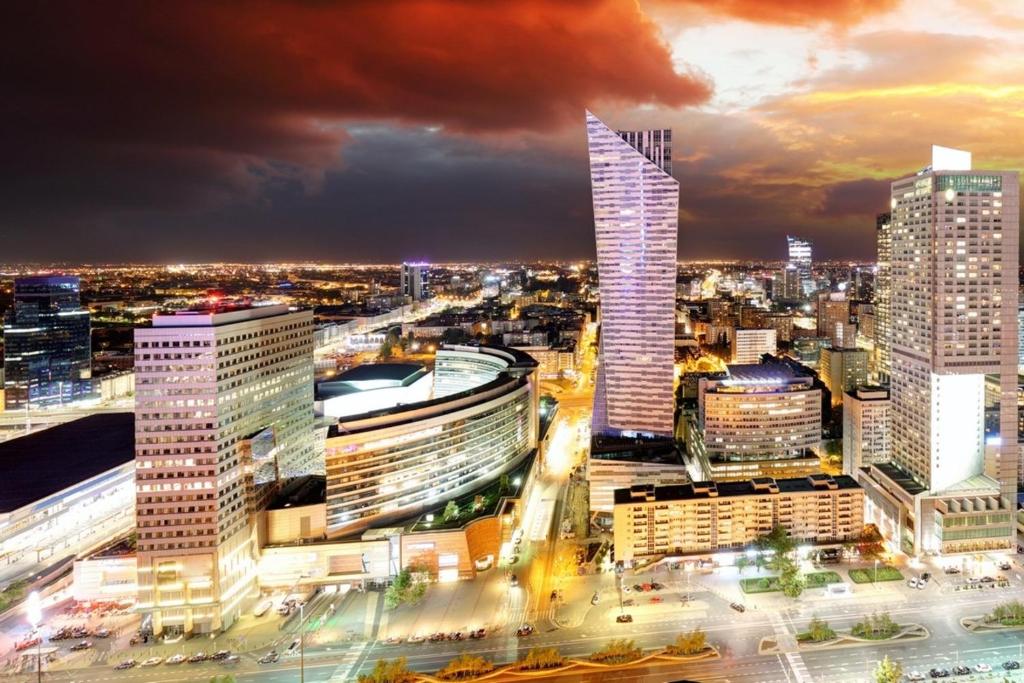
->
{"left": 133, "top": 303, "right": 315, "bottom": 635}
{"left": 817, "top": 292, "right": 850, "bottom": 342}
{"left": 731, "top": 328, "right": 777, "bottom": 364}
{"left": 401, "top": 262, "right": 429, "bottom": 301}
{"left": 587, "top": 110, "right": 678, "bottom": 437}
{"left": 874, "top": 212, "right": 892, "bottom": 383}
{"left": 820, "top": 347, "right": 869, "bottom": 406}
{"left": 3, "top": 275, "right": 91, "bottom": 409}
{"left": 843, "top": 386, "right": 890, "bottom": 473}
{"left": 780, "top": 264, "right": 801, "bottom": 300}
{"left": 617, "top": 128, "right": 672, "bottom": 176}
{"left": 786, "top": 236, "right": 813, "bottom": 295}
{"left": 860, "top": 146, "right": 1019, "bottom": 555}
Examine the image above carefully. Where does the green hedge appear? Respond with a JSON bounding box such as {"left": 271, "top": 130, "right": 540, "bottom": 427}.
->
{"left": 740, "top": 571, "right": 842, "bottom": 594}
{"left": 848, "top": 567, "right": 903, "bottom": 584}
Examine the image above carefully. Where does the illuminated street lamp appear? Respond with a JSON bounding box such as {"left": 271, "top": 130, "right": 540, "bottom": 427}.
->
{"left": 27, "top": 590, "right": 42, "bottom": 683}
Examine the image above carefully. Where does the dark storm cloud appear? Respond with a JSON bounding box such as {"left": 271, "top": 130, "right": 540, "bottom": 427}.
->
{"left": 0, "top": 0, "right": 709, "bottom": 261}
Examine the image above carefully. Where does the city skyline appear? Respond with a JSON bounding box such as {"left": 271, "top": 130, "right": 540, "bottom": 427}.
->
{"left": 8, "top": 1, "right": 1024, "bottom": 263}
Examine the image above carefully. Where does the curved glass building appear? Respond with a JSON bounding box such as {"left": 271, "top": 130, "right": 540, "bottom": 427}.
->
{"left": 324, "top": 344, "right": 539, "bottom": 536}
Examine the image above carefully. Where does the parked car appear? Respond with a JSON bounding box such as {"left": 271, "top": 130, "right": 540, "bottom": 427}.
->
{"left": 469, "top": 628, "right": 487, "bottom": 639}
{"left": 165, "top": 654, "right": 186, "bottom": 665}
{"left": 187, "top": 652, "right": 208, "bottom": 663}
{"left": 114, "top": 659, "right": 137, "bottom": 670}
{"left": 951, "top": 666, "right": 970, "bottom": 675}
{"left": 516, "top": 624, "right": 534, "bottom": 637}
{"left": 509, "top": 575, "right": 519, "bottom": 587}
{"left": 591, "top": 592, "right": 600, "bottom": 605}
{"left": 616, "top": 614, "right": 633, "bottom": 623}
{"left": 944, "top": 566, "right": 961, "bottom": 574}
{"left": 406, "top": 634, "right": 425, "bottom": 644}
{"left": 70, "top": 641, "right": 92, "bottom": 651}
{"left": 258, "top": 651, "right": 280, "bottom": 664}
{"left": 974, "top": 663, "right": 992, "bottom": 673}
{"left": 383, "top": 636, "right": 402, "bottom": 645}
{"left": 93, "top": 628, "right": 110, "bottom": 638}
{"left": 210, "top": 650, "right": 231, "bottom": 661}
{"left": 999, "top": 561, "right": 1012, "bottom": 571}
{"left": 928, "top": 668, "right": 949, "bottom": 678}
{"left": 905, "top": 671, "right": 925, "bottom": 682}
{"left": 907, "top": 578, "right": 920, "bottom": 589}
{"left": 729, "top": 602, "right": 746, "bottom": 613}
{"left": 141, "top": 657, "right": 164, "bottom": 667}
{"left": 1003, "top": 661, "right": 1021, "bottom": 670}
{"left": 221, "top": 655, "right": 241, "bottom": 665}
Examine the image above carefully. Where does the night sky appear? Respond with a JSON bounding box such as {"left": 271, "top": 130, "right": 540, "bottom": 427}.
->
{"left": 3, "top": 0, "right": 1022, "bottom": 263}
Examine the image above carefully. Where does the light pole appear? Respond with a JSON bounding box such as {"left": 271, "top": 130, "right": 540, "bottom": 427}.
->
{"left": 873, "top": 559, "right": 879, "bottom": 588}
{"left": 298, "top": 602, "right": 306, "bottom": 683}
{"left": 27, "top": 590, "right": 42, "bottom": 683}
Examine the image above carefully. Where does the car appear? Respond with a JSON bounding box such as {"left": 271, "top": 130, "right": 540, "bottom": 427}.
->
{"left": 70, "top": 640, "right": 92, "bottom": 651}
{"left": 15, "top": 637, "right": 41, "bottom": 651}
{"left": 509, "top": 575, "right": 519, "bottom": 587}
{"left": 447, "top": 632, "right": 464, "bottom": 641}
{"left": 591, "top": 592, "right": 600, "bottom": 605}
{"left": 407, "top": 634, "right": 425, "bottom": 644}
{"left": 633, "top": 584, "right": 643, "bottom": 592}
{"left": 623, "top": 598, "right": 635, "bottom": 607}
{"left": 210, "top": 650, "right": 231, "bottom": 661}
{"left": 469, "top": 628, "right": 486, "bottom": 639}
{"left": 1003, "top": 661, "right": 1021, "bottom": 670}
{"left": 907, "top": 578, "right": 920, "bottom": 589}
{"left": 616, "top": 614, "right": 633, "bottom": 623}
{"left": 928, "top": 668, "right": 950, "bottom": 678}
{"left": 951, "top": 665, "right": 970, "bottom": 675}
{"left": 515, "top": 624, "right": 534, "bottom": 637}
{"left": 428, "top": 632, "right": 446, "bottom": 643}
{"left": 114, "top": 659, "right": 137, "bottom": 670}
{"left": 383, "top": 636, "right": 402, "bottom": 645}
{"left": 287, "top": 637, "right": 301, "bottom": 651}
{"left": 921, "top": 572, "right": 932, "bottom": 581}
{"left": 221, "top": 655, "right": 241, "bottom": 665}
{"left": 166, "top": 654, "right": 186, "bottom": 665}
{"left": 651, "top": 582, "right": 665, "bottom": 590}
{"left": 550, "top": 590, "right": 558, "bottom": 600}
{"left": 509, "top": 555, "right": 519, "bottom": 565}
{"left": 141, "top": 657, "right": 164, "bottom": 667}
{"left": 258, "top": 651, "right": 280, "bottom": 664}
{"left": 93, "top": 628, "right": 110, "bottom": 638}
{"left": 944, "top": 566, "right": 961, "bottom": 574}
{"left": 622, "top": 585, "right": 631, "bottom": 593}
{"left": 188, "top": 652, "right": 208, "bottom": 663}
{"left": 981, "top": 576, "right": 996, "bottom": 583}
{"left": 999, "top": 562, "right": 1012, "bottom": 571}
{"left": 973, "top": 663, "right": 992, "bottom": 673}
{"left": 905, "top": 672, "right": 925, "bottom": 682}
{"left": 729, "top": 602, "right": 746, "bottom": 613}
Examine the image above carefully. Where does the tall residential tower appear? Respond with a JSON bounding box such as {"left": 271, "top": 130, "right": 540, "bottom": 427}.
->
{"left": 587, "top": 111, "right": 678, "bottom": 437}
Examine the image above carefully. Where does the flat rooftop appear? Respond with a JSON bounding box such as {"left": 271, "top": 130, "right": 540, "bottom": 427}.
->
{"left": 333, "top": 362, "right": 425, "bottom": 384}
{"left": 267, "top": 475, "right": 326, "bottom": 510}
{"left": 0, "top": 413, "right": 135, "bottom": 513}
{"left": 614, "top": 474, "right": 861, "bottom": 505}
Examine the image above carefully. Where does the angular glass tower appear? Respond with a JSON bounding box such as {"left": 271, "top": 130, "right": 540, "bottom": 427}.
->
{"left": 587, "top": 110, "right": 678, "bottom": 437}
{"left": 3, "top": 275, "right": 91, "bottom": 409}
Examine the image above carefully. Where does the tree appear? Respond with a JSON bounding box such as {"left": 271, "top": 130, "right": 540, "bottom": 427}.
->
{"left": 989, "top": 600, "right": 1024, "bottom": 625}
{"left": 856, "top": 524, "right": 885, "bottom": 560}
{"left": 667, "top": 629, "right": 707, "bottom": 655}
{"left": 379, "top": 338, "right": 394, "bottom": 359}
{"left": 359, "top": 658, "right": 415, "bottom": 683}
{"left": 756, "top": 526, "right": 796, "bottom": 558}
{"left": 874, "top": 655, "right": 902, "bottom": 683}
{"left": 443, "top": 500, "right": 460, "bottom": 523}
{"left": 384, "top": 568, "right": 429, "bottom": 610}
{"left": 590, "top": 639, "right": 643, "bottom": 664}
{"left": 437, "top": 653, "right": 494, "bottom": 680}
{"left": 735, "top": 555, "right": 752, "bottom": 574}
{"left": 516, "top": 648, "right": 565, "bottom": 671}
{"left": 805, "top": 615, "right": 835, "bottom": 642}
{"left": 780, "top": 571, "right": 804, "bottom": 598}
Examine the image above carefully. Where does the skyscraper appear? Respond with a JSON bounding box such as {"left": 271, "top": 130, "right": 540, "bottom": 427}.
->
{"left": 587, "top": 110, "right": 678, "bottom": 437}
{"left": 401, "top": 262, "right": 429, "bottom": 301}
{"left": 861, "top": 146, "right": 1019, "bottom": 555}
{"left": 874, "top": 212, "right": 892, "bottom": 383}
{"left": 133, "top": 303, "right": 315, "bottom": 635}
{"left": 786, "top": 236, "right": 813, "bottom": 295}
{"left": 3, "top": 275, "right": 91, "bottom": 409}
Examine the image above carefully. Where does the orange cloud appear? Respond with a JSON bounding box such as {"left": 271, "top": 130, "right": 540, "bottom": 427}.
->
{"left": 646, "top": 0, "right": 899, "bottom": 26}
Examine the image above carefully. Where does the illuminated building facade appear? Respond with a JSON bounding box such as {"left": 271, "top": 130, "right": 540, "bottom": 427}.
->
{"left": 613, "top": 475, "right": 863, "bottom": 563}
{"left": 690, "top": 364, "right": 822, "bottom": 481}
{"left": 842, "top": 386, "right": 890, "bottom": 473}
{"left": 875, "top": 212, "right": 893, "bottom": 382}
{"left": 3, "top": 275, "right": 91, "bottom": 409}
{"left": 133, "top": 304, "right": 315, "bottom": 635}
{"left": 860, "top": 146, "right": 1019, "bottom": 555}
{"left": 324, "top": 345, "right": 538, "bottom": 537}
{"left": 820, "top": 347, "right": 869, "bottom": 406}
{"left": 587, "top": 110, "right": 678, "bottom": 437}
{"left": 401, "top": 262, "right": 430, "bottom": 301}
{"left": 731, "top": 328, "right": 777, "bottom": 364}
{"left": 787, "top": 236, "right": 813, "bottom": 296}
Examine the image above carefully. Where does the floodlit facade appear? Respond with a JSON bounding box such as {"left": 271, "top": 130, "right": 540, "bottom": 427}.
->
{"left": 587, "top": 110, "right": 678, "bottom": 437}
{"left": 401, "top": 262, "right": 429, "bottom": 301}
{"left": 690, "top": 364, "right": 822, "bottom": 481}
{"left": 134, "top": 304, "right": 315, "bottom": 635}
{"left": 731, "top": 328, "right": 777, "bottom": 364}
{"left": 787, "top": 236, "right": 813, "bottom": 296}
{"left": 843, "top": 386, "right": 890, "bottom": 474}
{"left": 3, "top": 275, "right": 92, "bottom": 409}
{"left": 874, "top": 212, "right": 892, "bottom": 382}
{"left": 613, "top": 475, "right": 864, "bottom": 563}
{"left": 860, "top": 146, "right": 1019, "bottom": 555}
{"left": 324, "top": 345, "right": 539, "bottom": 537}
{"left": 820, "top": 347, "right": 869, "bottom": 406}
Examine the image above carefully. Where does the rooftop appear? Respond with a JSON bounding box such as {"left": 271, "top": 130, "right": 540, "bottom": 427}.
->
{"left": 872, "top": 461, "right": 927, "bottom": 496}
{"left": 614, "top": 474, "right": 861, "bottom": 505}
{"left": 332, "top": 362, "right": 425, "bottom": 384}
{"left": 151, "top": 302, "right": 298, "bottom": 327}
{"left": 267, "top": 475, "right": 326, "bottom": 510}
{"left": 0, "top": 413, "right": 135, "bottom": 513}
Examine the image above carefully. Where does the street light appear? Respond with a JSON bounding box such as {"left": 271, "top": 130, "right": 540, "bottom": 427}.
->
{"left": 873, "top": 559, "right": 879, "bottom": 588}
{"left": 298, "top": 602, "right": 306, "bottom": 683}
{"left": 27, "top": 590, "right": 42, "bottom": 683}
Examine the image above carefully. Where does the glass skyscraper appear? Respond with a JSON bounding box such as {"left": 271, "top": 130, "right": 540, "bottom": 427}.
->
{"left": 786, "top": 235, "right": 813, "bottom": 296}
{"left": 587, "top": 110, "right": 678, "bottom": 437}
{"left": 3, "top": 275, "right": 91, "bottom": 409}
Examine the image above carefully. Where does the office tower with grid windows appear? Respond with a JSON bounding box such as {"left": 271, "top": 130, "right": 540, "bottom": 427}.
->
{"left": 133, "top": 303, "right": 315, "bottom": 636}
{"left": 787, "top": 236, "right": 813, "bottom": 296}
{"left": 587, "top": 110, "right": 678, "bottom": 437}
{"left": 860, "top": 146, "right": 1019, "bottom": 555}
{"left": 874, "top": 212, "right": 892, "bottom": 382}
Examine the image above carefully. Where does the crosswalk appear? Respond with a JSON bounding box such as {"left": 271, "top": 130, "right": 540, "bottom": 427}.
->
{"left": 326, "top": 641, "right": 367, "bottom": 682}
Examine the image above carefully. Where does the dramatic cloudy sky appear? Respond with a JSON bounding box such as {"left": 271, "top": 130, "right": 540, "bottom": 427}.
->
{"left": 3, "top": 0, "right": 1023, "bottom": 263}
